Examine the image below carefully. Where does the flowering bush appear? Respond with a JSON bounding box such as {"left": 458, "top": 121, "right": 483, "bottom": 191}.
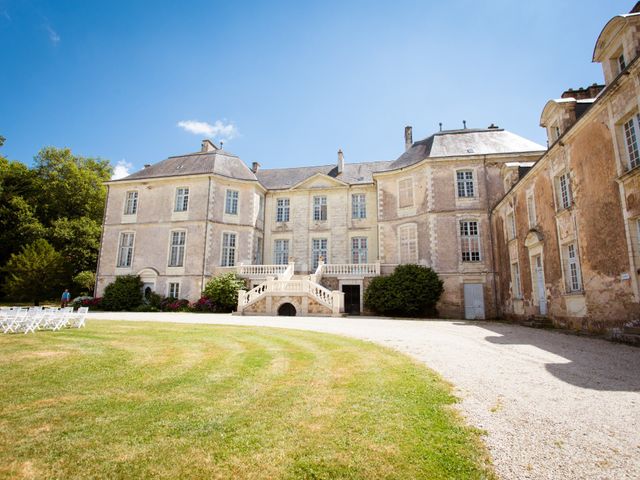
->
{"left": 160, "top": 297, "right": 190, "bottom": 312}
{"left": 191, "top": 297, "right": 216, "bottom": 313}
{"left": 72, "top": 296, "right": 102, "bottom": 309}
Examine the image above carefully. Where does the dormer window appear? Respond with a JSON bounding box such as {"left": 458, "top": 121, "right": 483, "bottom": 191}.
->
{"left": 553, "top": 126, "right": 561, "bottom": 141}
{"left": 618, "top": 53, "right": 626, "bottom": 73}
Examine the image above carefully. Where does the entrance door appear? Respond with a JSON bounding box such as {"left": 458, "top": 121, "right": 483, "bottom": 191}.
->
{"left": 277, "top": 303, "right": 296, "bottom": 316}
{"left": 342, "top": 285, "right": 361, "bottom": 315}
{"left": 142, "top": 283, "right": 155, "bottom": 300}
{"left": 534, "top": 255, "right": 547, "bottom": 315}
{"left": 463, "top": 283, "right": 485, "bottom": 320}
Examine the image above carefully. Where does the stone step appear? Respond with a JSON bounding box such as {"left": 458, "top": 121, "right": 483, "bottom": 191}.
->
{"left": 613, "top": 332, "right": 640, "bottom": 346}
{"left": 623, "top": 326, "right": 640, "bottom": 335}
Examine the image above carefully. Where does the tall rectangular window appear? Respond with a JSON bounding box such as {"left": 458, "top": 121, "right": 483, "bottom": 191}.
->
{"left": 460, "top": 220, "right": 481, "bottom": 262}
{"left": 618, "top": 53, "right": 626, "bottom": 73}
{"left": 527, "top": 194, "right": 536, "bottom": 228}
{"left": 221, "top": 233, "right": 236, "bottom": 267}
{"left": 276, "top": 198, "right": 290, "bottom": 222}
{"left": 507, "top": 211, "right": 516, "bottom": 240}
{"left": 274, "top": 239, "right": 289, "bottom": 265}
{"left": 117, "top": 232, "right": 134, "bottom": 267}
{"left": 254, "top": 236, "right": 263, "bottom": 265}
{"left": 398, "top": 178, "right": 414, "bottom": 208}
{"left": 311, "top": 238, "right": 328, "bottom": 270}
{"left": 623, "top": 115, "right": 640, "bottom": 170}
{"left": 511, "top": 262, "right": 522, "bottom": 299}
{"left": 352, "top": 194, "right": 366, "bottom": 219}
{"left": 124, "top": 191, "right": 138, "bottom": 215}
{"left": 456, "top": 170, "right": 475, "bottom": 197}
{"left": 225, "top": 190, "right": 239, "bottom": 215}
{"left": 175, "top": 187, "right": 189, "bottom": 212}
{"left": 313, "top": 196, "right": 327, "bottom": 221}
{"left": 168, "top": 282, "right": 180, "bottom": 298}
{"left": 168, "top": 231, "right": 186, "bottom": 267}
{"left": 351, "top": 237, "right": 368, "bottom": 264}
{"left": 565, "top": 243, "right": 582, "bottom": 292}
{"left": 399, "top": 224, "right": 418, "bottom": 264}
{"left": 557, "top": 172, "right": 572, "bottom": 210}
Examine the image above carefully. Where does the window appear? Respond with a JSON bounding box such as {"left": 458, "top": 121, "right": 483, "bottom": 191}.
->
{"left": 623, "top": 115, "right": 640, "bottom": 170}
{"left": 618, "top": 53, "right": 626, "bottom": 73}
{"left": 274, "top": 239, "right": 289, "bottom": 265}
{"left": 254, "top": 236, "right": 263, "bottom": 265}
{"left": 352, "top": 194, "right": 366, "bottom": 219}
{"left": 221, "top": 233, "right": 237, "bottom": 267}
{"left": 556, "top": 172, "right": 572, "bottom": 210}
{"left": 175, "top": 187, "right": 189, "bottom": 212}
{"left": 313, "top": 196, "right": 327, "bottom": 221}
{"left": 351, "top": 237, "right": 368, "bottom": 264}
{"left": 124, "top": 191, "right": 138, "bottom": 215}
{"left": 456, "top": 170, "right": 475, "bottom": 197}
{"left": 552, "top": 125, "right": 561, "bottom": 142}
{"left": 527, "top": 194, "right": 536, "bottom": 228}
{"left": 511, "top": 262, "right": 522, "bottom": 299}
{"left": 225, "top": 190, "right": 239, "bottom": 215}
{"left": 565, "top": 243, "right": 582, "bottom": 292}
{"left": 258, "top": 195, "right": 264, "bottom": 220}
{"left": 460, "top": 220, "right": 481, "bottom": 262}
{"left": 311, "top": 238, "right": 328, "bottom": 270}
{"left": 168, "top": 282, "right": 180, "bottom": 298}
{"left": 276, "top": 198, "right": 290, "bottom": 222}
{"left": 507, "top": 211, "right": 516, "bottom": 240}
{"left": 399, "top": 224, "right": 418, "bottom": 264}
{"left": 117, "top": 232, "right": 134, "bottom": 268}
{"left": 398, "top": 178, "right": 414, "bottom": 208}
{"left": 168, "top": 231, "right": 186, "bottom": 267}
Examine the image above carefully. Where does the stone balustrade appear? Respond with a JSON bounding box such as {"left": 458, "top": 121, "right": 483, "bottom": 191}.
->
{"left": 320, "top": 262, "right": 380, "bottom": 276}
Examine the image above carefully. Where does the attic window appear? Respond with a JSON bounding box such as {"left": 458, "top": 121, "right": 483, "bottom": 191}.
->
{"left": 466, "top": 148, "right": 474, "bottom": 153}
{"left": 175, "top": 164, "right": 184, "bottom": 170}
{"left": 618, "top": 53, "right": 626, "bottom": 73}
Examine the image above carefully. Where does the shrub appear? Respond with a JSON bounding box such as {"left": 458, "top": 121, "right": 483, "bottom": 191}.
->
{"left": 101, "top": 275, "right": 143, "bottom": 311}
{"left": 133, "top": 304, "right": 160, "bottom": 312}
{"left": 202, "top": 273, "right": 245, "bottom": 312}
{"left": 191, "top": 297, "right": 216, "bottom": 313}
{"left": 160, "top": 298, "right": 190, "bottom": 312}
{"left": 364, "top": 264, "right": 443, "bottom": 317}
{"left": 71, "top": 296, "right": 102, "bottom": 309}
{"left": 73, "top": 270, "right": 96, "bottom": 295}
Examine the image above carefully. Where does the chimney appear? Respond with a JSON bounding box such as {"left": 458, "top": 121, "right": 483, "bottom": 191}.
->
{"left": 404, "top": 126, "right": 413, "bottom": 151}
{"left": 251, "top": 161, "right": 260, "bottom": 173}
{"left": 337, "top": 149, "right": 344, "bottom": 174}
{"left": 201, "top": 139, "right": 218, "bottom": 152}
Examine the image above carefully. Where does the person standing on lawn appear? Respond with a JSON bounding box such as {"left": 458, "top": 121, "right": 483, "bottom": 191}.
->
{"left": 61, "top": 289, "right": 71, "bottom": 307}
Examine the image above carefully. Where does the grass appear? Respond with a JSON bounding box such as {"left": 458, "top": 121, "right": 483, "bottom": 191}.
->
{"left": 0, "top": 321, "right": 495, "bottom": 479}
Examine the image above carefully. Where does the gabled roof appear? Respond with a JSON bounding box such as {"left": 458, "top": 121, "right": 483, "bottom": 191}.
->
{"left": 112, "top": 150, "right": 258, "bottom": 182}
{"left": 256, "top": 161, "right": 391, "bottom": 190}
{"left": 386, "top": 128, "right": 546, "bottom": 171}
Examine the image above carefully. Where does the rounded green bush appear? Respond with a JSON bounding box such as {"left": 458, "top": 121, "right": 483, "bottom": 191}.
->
{"left": 203, "top": 273, "right": 246, "bottom": 312}
{"left": 364, "top": 264, "right": 443, "bottom": 317}
{"left": 101, "top": 275, "right": 143, "bottom": 311}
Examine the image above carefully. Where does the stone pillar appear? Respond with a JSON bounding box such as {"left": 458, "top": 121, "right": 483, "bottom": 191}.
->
{"left": 331, "top": 291, "right": 344, "bottom": 316}
{"left": 237, "top": 290, "right": 246, "bottom": 315}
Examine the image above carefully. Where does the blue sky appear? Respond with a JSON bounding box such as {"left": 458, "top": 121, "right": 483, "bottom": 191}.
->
{"left": 0, "top": 0, "right": 632, "bottom": 177}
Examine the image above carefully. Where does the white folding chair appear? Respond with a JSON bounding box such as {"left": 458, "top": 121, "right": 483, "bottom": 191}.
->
{"left": 3, "top": 308, "right": 28, "bottom": 334}
{"left": 68, "top": 307, "right": 88, "bottom": 328}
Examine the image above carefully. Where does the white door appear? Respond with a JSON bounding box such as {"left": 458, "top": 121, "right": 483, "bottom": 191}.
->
{"left": 535, "top": 256, "right": 547, "bottom": 315}
{"left": 464, "top": 283, "right": 485, "bottom": 320}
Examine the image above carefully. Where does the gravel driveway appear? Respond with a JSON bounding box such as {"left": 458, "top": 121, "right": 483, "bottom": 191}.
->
{"left": 89, "top": 312, "right": 640, "bottom": 480}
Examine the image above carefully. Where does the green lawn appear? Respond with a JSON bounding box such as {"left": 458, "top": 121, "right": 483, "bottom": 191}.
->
{"left": 0, "top": 321, "right": 494, "bottom": 479}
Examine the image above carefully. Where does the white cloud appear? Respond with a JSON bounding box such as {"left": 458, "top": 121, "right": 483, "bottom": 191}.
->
{"left": 112, "top": 159, "right": 133, "bottom": 180}
{"left": 177, "top": 120, "right": 239, "bottom": 141}
{"left": 45, "top": 25, "right": 60, "bottom": 45}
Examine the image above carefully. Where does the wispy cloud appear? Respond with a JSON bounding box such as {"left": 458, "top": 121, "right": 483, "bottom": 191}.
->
{"left": 45, "top": 24, "right": 60, "bottom": 45}
{"left": 112, "top": 159, "right": 133, "bottom": 180}
{"left": 177, "top": 120, "right": 239, "bottom": 142}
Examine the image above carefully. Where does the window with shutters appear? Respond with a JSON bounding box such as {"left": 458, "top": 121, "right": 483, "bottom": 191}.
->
{"left": 398, "top": 224, "right": 418, "bottom": 263}
{"left": 460, "top": 220, "right": 481, "bottom": 262}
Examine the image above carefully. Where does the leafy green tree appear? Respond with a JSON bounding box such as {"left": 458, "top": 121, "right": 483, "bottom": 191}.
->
{"left": 203, "top": 273, "right": 246, "bottom": 312}
{"left": 2, "top": 239, "right": 65, "bottom": 305}
{"left": 364, "top": 264, "right": 444, "bottom": 317}
{"left": 101, "top": 275, "right": 143, "bottom": 311}
{"left": 33, "top": 147, "right": 112, "bottom": 223}
{"left": 73, "top": 270, "right": 96, "bottom": 295}
{"left": 0, "top": 196, "right": 46, "bottom": 266}
{"left": 48, "top": 217, "right": 102, "bottom": 275}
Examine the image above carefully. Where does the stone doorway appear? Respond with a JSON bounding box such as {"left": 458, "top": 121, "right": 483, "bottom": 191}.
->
{"left": 277, "top": 303, "right": 297, "bottom": 316}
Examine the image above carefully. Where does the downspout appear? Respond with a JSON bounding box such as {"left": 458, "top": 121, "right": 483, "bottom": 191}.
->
{"left": 94, "top": 184, "right": 110, "bottom": 298}
{"left": 483, "top": 155, "right": 500, "bottom": 319}
{"left": 201, "top": 176, "right": 213, "bottom": 295}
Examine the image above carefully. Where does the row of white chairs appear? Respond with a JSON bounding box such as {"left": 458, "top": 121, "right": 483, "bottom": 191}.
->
{"left": 0, "top": 306, "right": 88, "bottom": 334}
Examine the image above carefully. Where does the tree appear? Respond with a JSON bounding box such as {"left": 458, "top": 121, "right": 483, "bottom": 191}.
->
{"left": 364, "top": 264, "right": 444, "bottom": 317}
{"left": 101, "top": 275, "right": 143, "bottom": 311}
{"left": 2, "top": 239, "right": 65, "bottom": 305}
{"left": 0, "top": 196, "right": 46, "bottom": 267}
{"left": 203, "top": 273, "right": 246, "bottom": 312}
{"left": 33, "top": 147, "right": 112, "bottom": 223}
{"left": 73, "top": 270, "right": 96, "bottom": 295}
{"left": 48, "top": 217, "right": 102, "bottom": 276}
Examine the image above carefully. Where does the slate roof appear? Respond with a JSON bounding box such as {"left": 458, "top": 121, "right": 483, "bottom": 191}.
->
{"left": 113, "top": 151, "right": 258, "bottom": 182}
{"left": 256, "top": 161, "right": 391, "bottom": 190}
{"left": 387, "top": 128, "right": 546, "bottom": 171}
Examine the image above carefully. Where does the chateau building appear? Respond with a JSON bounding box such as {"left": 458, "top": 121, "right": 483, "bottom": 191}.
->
{"left": 96, "top": 5, "right": 640, "bottom": 335}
